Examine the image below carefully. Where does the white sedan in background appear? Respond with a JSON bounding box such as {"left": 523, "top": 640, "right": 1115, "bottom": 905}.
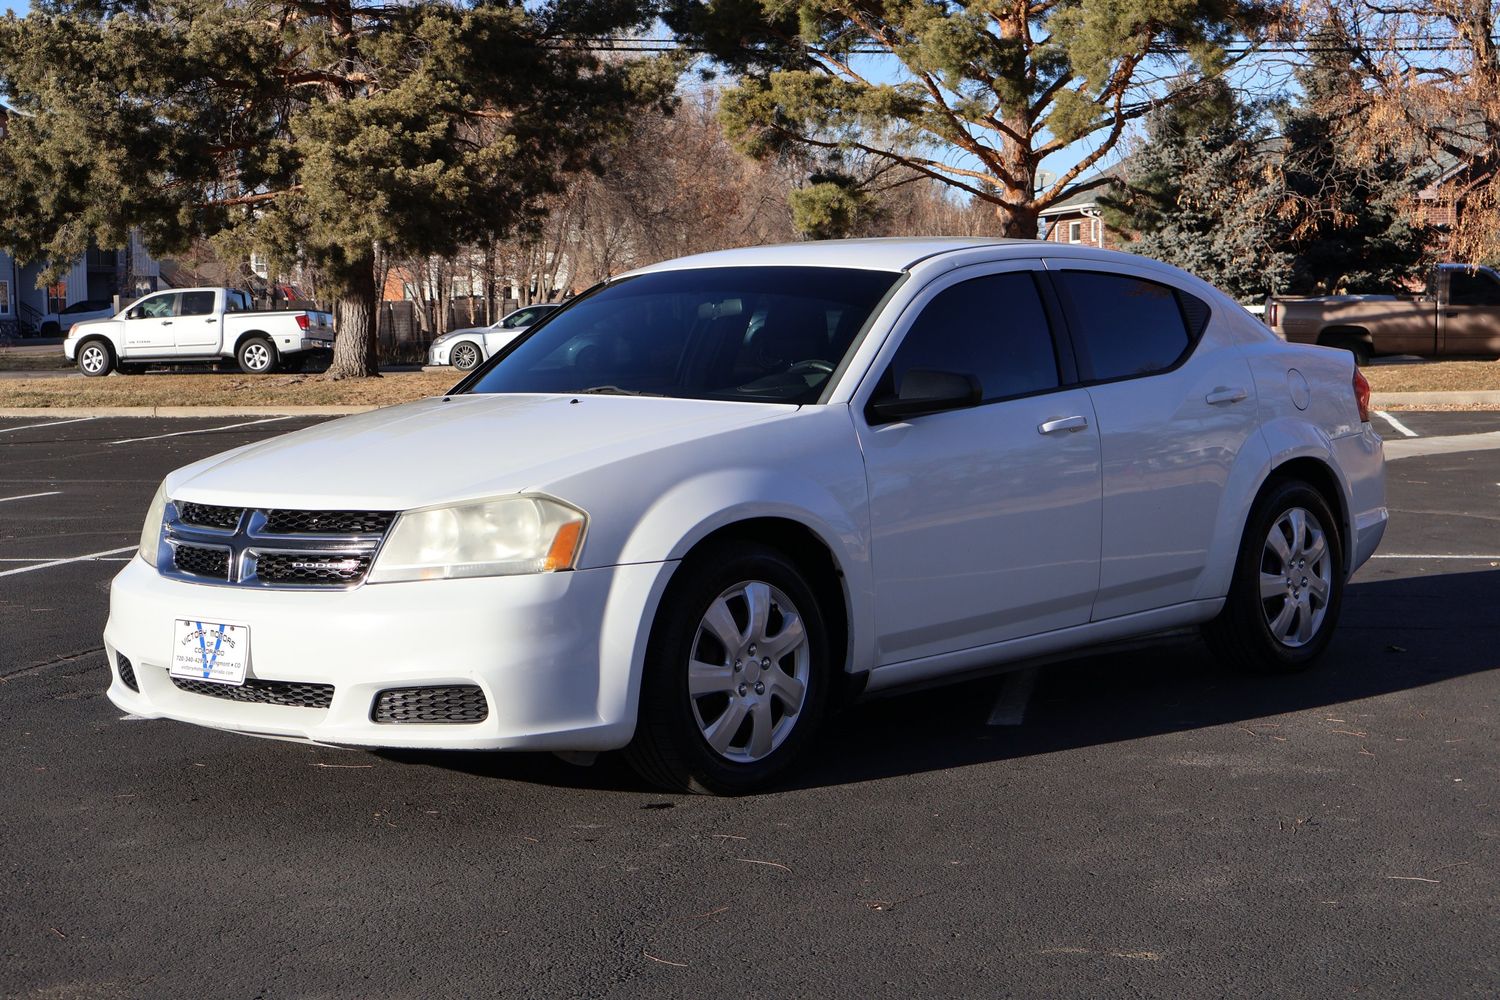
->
{"left": 427, "top": 303, "right": 561, "bottom": 371}
{"left": 104, "top": 239, "right": 1385, "bottom": 794}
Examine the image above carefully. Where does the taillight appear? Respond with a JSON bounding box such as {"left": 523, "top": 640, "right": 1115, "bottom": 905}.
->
{"left": 1353, "top": 368, "right": 1371, "bottom": 423}
{"left": 295, "top": 313, "right": 310, "bottom": 330}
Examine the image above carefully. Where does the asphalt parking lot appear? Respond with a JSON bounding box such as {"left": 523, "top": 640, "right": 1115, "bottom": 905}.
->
{"left": 2, "top": 412, "right": 1498, "bottom": 998}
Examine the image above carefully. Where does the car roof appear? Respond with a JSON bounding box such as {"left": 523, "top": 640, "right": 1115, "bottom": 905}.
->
{"left": 621, "top": 238, "right": 1048, "bottom": 276}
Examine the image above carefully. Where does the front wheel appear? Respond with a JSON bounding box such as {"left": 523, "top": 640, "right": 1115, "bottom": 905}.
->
{"left": 77, "top": 340, "right": 114, "bottom": 377}
{"left": 1204, "top": 480, "right": 1344, "bottom": 673}
{"left": 625, "top": 543, "right": 831, "bottom": 794}
{"left": 237, "top": 336, "right": 277, "bottom": 374}
{"left": 450, "top": 341, "right": 482, "bottom": 371}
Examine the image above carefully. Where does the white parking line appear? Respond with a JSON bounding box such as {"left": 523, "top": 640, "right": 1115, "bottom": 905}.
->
{"left": 1372, "top": 554, "right": 1500, "bottom": 560}
{"left": 0, "top": 557, "right": 131, "bottom": 562}
{"left": 109, "top": 416, "right": 293, "bottom": 445}
{"left": 0, "top": 416, "right": 95, "bottom": 435}
{"left": 0, "top": 491, "right": 61, "bottom": 504}
{"left": 0, "top": 545, "right": 137, "bottom": 578}
{"left": 987, "top": 667, "right": 1039, "bottom": 726}
{"left": 1375, "top": 411, "right": 1418, "bottom": 438}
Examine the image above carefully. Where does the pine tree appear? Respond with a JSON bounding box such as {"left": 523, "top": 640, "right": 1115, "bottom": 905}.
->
{"left": 669, "top": 0, "right": 1280, "bottom": 237}
{"left": 1275, "top": 23, "right": 1433, "bottom": 294}
{"left": 0, "top": 1, "right": 673, "bottom": 377}
{"left": 1099, "top": 79, "right": 1290, "bottom": 301}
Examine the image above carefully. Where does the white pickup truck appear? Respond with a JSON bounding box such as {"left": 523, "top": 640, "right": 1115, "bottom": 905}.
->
{"left": 63, "top": 287, "right": 335, "bottom": 376}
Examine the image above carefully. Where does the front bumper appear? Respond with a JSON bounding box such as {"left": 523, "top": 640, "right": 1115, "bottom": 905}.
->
{"left": 104, "top": 555, "right": 671, "bottom": 751}
{"left": 428, "top": 341, "right": 451, "bottom": 366}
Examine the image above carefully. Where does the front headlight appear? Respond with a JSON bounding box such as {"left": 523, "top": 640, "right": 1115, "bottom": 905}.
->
{"left": 138, "top": 483, "right": 168, "bottom": 567}
{"left": 430, "top": 334, "right": 450, "bottom": 347}
{"left": 367, "top": 495, "right": 586, "bottom": 584}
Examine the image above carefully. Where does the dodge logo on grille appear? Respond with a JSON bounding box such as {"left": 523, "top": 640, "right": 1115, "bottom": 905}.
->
{"left": 290, "top": 559, "right": 361, "bottom": 571}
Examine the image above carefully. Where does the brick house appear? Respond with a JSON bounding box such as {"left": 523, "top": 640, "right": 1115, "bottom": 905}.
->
{"left": 1037, "top": 176, "right": 1127, "bottom": 249}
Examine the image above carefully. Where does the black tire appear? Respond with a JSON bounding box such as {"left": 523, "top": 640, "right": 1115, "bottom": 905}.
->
{"left": 1204, "top": 480, "right": 1345, "bottom": 674}
{"left": 40, "top": 321, "right": 59, "bottom": 338}
{"left": 281, "top": 353, "right": 307, "bottom": 374}
{"left": 1324, "top": 333, "right": 1371, "bottom": 367}
{"left": 236, "top": 336, "right": 278, "bottom": 374}
{"left": 625, "top": 542, "right": 832, "bottom": 795}
{"left": 76, "top": 339, "right": 114, "bottom": 377}
{"left": 450, "top": 341, "right": 482, "bottom": 372}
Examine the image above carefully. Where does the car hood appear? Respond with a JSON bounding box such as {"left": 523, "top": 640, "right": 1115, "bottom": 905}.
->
{"left": 166, "top": 393, "right": 797, "bottom": 510}
{"left": 443, "top": 325, "right": 498, "bottom": 338}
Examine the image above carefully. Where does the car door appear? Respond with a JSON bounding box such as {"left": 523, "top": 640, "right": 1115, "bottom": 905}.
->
{"left": 854, "top": 264, "right": 1103, "bottom": 666}
{"left": 172, "top": 289, "right": 221, "bottom": 351}
{"left": 481, "top": 306, "right": 546, "bottom": 356}
{"left": 1439, "top": 266, "right": 1500, "bottom": 355}
{"left": 120, "top": 292, "right": 179, "bottom": 354}
{"left": 1046, "top": 261, "right": 1259, "bottom": 620}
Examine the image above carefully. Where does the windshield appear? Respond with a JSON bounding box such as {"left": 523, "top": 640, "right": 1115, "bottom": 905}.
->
{"left": 465, "top": 267, "right": 901, "bottom": 404}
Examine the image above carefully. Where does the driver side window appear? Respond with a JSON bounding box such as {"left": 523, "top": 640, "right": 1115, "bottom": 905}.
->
{"left": 132, "top": 294, "right": 177, "bottom": 319}
{"left": 883, "top": 272, "right": 1060, "bottom": 403}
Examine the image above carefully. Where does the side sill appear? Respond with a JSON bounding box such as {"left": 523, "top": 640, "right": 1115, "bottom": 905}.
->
{"left": 863, "top": 599, "right": 1225, "bottom": 695}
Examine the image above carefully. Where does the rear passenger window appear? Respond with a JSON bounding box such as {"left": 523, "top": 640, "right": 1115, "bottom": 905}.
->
{"left": 885, "top": 272, "right": 1059, "bottom": 402}
{"left": 1055, "top": 271, "right": 1205, "bottom": 381}
{"left": 178, "top": 291, "right": 217, "bottom": 316}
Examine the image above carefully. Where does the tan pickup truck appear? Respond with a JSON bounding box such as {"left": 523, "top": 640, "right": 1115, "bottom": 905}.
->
{"left": 1266, "top": 264, "right": 1500, "bottom": 364}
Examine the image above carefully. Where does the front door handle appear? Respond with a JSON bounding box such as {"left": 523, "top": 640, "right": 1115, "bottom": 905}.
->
{"left": 1205, "top": 386, "right": 1248, "bottom": 405}
{"left": 1038, "top": 415, "right": 1089, "bottom": 434}
{"left": 205, "top": 318, "right": 217, "bottom": 324}
{"left": 161, "top": 320, "right": 173, "bottom": 326}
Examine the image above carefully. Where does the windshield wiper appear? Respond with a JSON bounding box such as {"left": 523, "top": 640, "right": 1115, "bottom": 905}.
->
{"left": 576, "top": 385, "right": 664, "bottom": 397}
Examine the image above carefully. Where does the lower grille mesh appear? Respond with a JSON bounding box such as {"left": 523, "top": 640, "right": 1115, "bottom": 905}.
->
{"left": 173, "top": 544, "right": 230, "bottom": 580}
{"left": 372, "top": 685, "right": 488, "bottom": 724}
{"left": 172, "top": 676, "right": 335, "bottom": 709}
{"left": 116, "top": 654, "right": 139, "bottom": 693}
{"left": 255, "top": 552, "right": 373, "bottom": 585}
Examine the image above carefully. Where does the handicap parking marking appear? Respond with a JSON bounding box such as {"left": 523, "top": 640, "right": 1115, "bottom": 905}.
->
{"left": 0, "top": 491, "right": 62, "bottom": 504}
{"left": 1375, "top": 411, "right": 1418, "bottom": 438}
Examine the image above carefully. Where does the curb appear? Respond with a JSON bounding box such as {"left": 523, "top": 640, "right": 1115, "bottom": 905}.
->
{"left": 1371, "top": 391, "right": 1500, "bottom": 407}
{"left": 0, "top": 405, "right": 380, "bottom": 417}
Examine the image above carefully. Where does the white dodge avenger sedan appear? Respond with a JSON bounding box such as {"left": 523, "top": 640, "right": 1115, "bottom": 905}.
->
{"left": 105, "top": 239, "right": 1386, "bottom": 793}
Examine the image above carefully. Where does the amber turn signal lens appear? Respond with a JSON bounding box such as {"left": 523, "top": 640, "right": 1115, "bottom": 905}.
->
{"left": 544, "top": 520, "right": 584, "bottom": 572}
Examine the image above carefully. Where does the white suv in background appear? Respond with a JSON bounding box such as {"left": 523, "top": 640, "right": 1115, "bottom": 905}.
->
{"left": 104, "top": 239, "right": 1386, "bottom": 793}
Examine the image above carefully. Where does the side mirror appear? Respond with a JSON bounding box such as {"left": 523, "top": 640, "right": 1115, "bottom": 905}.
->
{"left": 126, "top": 308, "right": 142, "bottom": 320}
{"left": 868, "top": 369, "right": 982, "bottom": 424}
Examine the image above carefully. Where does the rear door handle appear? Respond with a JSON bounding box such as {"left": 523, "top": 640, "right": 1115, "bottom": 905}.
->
{"left": 161, "top": 320, "right": 173, "bottom": 326}
{"left": 1205, "top": 387, "right": 1248, "bottom": 405}
{"left": 1038, "top": 415, "right": 1089, "bottom": 434}
{"left": 205, "top": 318, "right": 217, "bottom": 323}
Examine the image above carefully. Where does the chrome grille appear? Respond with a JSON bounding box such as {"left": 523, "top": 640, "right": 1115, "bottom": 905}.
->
{"left": 173, "top": 544, "right": 231, "bottom": 580}
{"left": 172, "top": 675, "right": 335, "bottom": 709}
{"left": 372, "top": 686, "right": 489, "bottom": 724}
{"left": 178, "top": 502, "right": 243, "bottom": 531}
{"left": 157, "top": 501, "right": 395, "bottom": 589}
{"left": 254, "top": 552, "right": 373, "bottom": 585}
{"left": 264, "top": 509, "right": 394, "bottom": 535}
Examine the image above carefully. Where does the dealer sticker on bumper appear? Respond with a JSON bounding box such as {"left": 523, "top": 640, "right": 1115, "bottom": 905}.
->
{"left": 171, "top": 620, "right": 250, "bottom": 686}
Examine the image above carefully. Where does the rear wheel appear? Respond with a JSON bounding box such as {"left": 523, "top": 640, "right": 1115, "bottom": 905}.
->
{"left": 1204, "top": 480, "right": 1344, "bottom": 673}
{"left": 1323, "top": 333, "right": 1372, "bottom": 367}
{"left": 237, "top": 336, "right": 277, "bottom": 374}
{"left": 625, "top": 543, "right": 831, "bottom": 794}
{"left": 77, "top": 340, "right": 114, "bottom": 377}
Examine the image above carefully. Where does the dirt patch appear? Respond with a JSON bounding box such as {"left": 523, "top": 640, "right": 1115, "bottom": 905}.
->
{"left": 1362, "top": 360, "right": 1500, "bottom": 393}
{"left": 0, "top": 371, "right": 459, "bottom": 408}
